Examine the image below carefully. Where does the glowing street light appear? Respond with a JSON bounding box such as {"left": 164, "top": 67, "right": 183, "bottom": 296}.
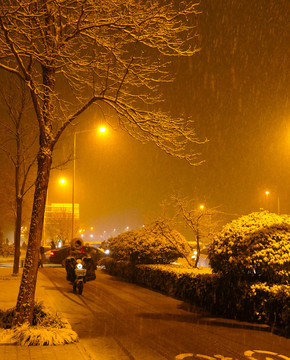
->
{"left": 99, "top": 126, "right": 106, "bottom": 133}
{"left": 264, "top": 190, "right": 280, "bottom": 214}
{"left": 265, "top": 190, "right": 270, "bottom": 211}
{"left": 199, "top": 204, "right": 205, "bottom": 210}
{"left": 59, "top": 178, "right": 66, "bottom": 185}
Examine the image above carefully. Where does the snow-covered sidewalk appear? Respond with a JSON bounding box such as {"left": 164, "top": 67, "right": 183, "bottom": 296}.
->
{"left": 0, "top": 266, "right": 98, "bottom": 359}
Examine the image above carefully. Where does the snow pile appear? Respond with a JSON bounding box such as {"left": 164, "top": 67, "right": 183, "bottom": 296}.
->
{"left": 0, "top": 302, "right": 78, "bottom": 345}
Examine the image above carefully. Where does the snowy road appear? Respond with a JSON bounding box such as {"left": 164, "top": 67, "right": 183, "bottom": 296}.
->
{"left": 38, "top": 267, "right": 290, "bottom": 360}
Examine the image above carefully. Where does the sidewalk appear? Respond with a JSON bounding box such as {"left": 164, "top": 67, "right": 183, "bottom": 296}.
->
{"left": 0, "top": 266, "right": 99, "bottom": 360}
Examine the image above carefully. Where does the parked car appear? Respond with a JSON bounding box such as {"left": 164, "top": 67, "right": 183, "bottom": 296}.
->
{"left": 48, "top": 245, "right": 103, "bottom": 267}
{"left": 47, "top": 246, "right": 70, "bottom": 266}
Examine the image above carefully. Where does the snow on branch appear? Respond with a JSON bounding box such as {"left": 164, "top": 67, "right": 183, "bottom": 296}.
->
{"left": 0, "top": 0, "right": 203, "bottom": 164}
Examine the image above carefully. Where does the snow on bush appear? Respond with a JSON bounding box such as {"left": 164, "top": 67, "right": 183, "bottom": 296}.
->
{"left": 208, "top": 211, "right": 290, "bottom": 283}
{"left": 0, "top": 302, "right": 78, "bottom": 345}
{"left": 10, "top": 324, "right": 78, "bottom": 346}
{"left": 248, "top": 282, "right": 290, "bottom": 335}
{"left": 104, "top": 220, "right": 191, "bottom": 264}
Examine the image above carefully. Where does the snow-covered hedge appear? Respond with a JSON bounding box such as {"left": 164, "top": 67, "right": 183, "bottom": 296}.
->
{"left": 103, "top": 221, "right": 191, "bottom": 264}
{"left": 101, "top": 258, "right": 290, "bottom": 337}
{"left": 247, "top": 283, "right": 290, "bottom": 336}
{"left": 208, "top": 211, "right": 290, "bottom": 284}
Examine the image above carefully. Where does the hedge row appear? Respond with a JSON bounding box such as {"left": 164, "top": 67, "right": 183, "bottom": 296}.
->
{"left": 100, "top": 258, "right": 290, "bottom": 337}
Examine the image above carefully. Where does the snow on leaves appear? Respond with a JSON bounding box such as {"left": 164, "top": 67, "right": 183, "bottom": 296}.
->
{"left": 208, "top": 211, "right": 290, "bottom": 284}
{"left": 104, "top": 220, "right": 192, "bottom": 265}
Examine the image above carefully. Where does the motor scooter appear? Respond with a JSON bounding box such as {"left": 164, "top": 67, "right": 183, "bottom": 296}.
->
{"left": 73, "top": 258, "right": 86, "bottom": 295}
{"left": 65, "top": 238, "right": 96, "bottom": 295}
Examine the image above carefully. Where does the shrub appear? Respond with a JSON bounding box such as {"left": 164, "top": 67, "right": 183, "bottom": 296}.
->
{"left": 0, "top": 302, "right": 78, "bottom": 345}
{"left": 246, "top": 283, "right": 290, "bottom": 336}
{"left": 103, "top": 220, "right": 191, "bottom": 265}
{"left": 101, "top": 260, "right": 290, "bottom": 337}
{"left": 208, "top": 211, "right": 290, "bottom": 284}
{"left": 0, "top": 301, "right": 67, "bottom": 330}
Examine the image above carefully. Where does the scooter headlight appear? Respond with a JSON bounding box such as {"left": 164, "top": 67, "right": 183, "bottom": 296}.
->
{"left": 76, "top": 263, "right": 83, "bottom": 270}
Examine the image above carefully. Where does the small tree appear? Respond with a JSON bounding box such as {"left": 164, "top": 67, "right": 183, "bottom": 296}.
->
{"left": 45, "top": 212, "right": 77, "bottom": 247}
{"left": 0, "top": 79, "right": 37, "bottom": 274}
{"left": 208, "top": 211, "right": 290, "bottom": 284}
{"left": 167, "top": 196, "right": 224, "bottom": 267}
{"left": 105, "top": 220, "right": 191, "bottom": 265}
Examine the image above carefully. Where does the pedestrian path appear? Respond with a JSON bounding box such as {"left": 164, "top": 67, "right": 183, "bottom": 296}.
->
{"left": 0, "top": 267, "right": 105, "bottom": 360}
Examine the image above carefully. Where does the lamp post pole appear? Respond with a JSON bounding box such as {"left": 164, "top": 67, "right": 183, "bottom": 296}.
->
{"left": 72, "top": 132, "right": 76, "bottom": 240}
{"left": 265, "top": 190, "right": 270, "bottom": 211}
{"left": 71, "top": 126, "right": 106, "bottom": 240}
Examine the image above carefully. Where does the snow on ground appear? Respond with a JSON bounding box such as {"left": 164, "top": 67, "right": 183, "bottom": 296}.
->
{"left": 0, "top": 267, "right": 78, "bottom": 345}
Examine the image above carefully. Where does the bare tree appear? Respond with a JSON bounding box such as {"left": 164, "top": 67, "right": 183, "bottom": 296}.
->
{"left": 168, "top": 196, "right": 224, "bottom": 267}
{"left": 45, "top": 210, "right": 79, "bottom": 246}
{"left": 0, "top": 78, "right": 37, "bottom": 275}
{"left": 0, "top": 0, "right": 202, "bottom": 326}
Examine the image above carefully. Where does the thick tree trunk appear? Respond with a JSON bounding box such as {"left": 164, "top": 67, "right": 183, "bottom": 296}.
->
{"left": 13, "top": 196, "right": 23, "bottom": 275}
{"left": 13, "top": 148, "right": 52, "bottom": 326}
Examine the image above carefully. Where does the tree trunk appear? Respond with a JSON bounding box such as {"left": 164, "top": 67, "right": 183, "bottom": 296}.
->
{"left": 13, "top": 148, "right": 52, "bottom": 326}
{"left": 13, "top": 196, "right": 23, "bottom": 275}
{"left": 195, "top": 229, "right": 201, "bottom": 268}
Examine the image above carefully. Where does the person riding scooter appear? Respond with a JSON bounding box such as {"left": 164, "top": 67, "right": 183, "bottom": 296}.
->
{"left": 65, "top": 238, "right": 96, "bottom": 294}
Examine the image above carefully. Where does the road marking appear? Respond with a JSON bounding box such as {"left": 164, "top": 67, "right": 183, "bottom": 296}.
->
{"left": 175, "top": 354, "right": 194, "bottom": 359}
{"left": 175, "top": 351, "right": 290, "bottom": 360}
{"left": 244, "top": 351, "right": 290, "bottom": 360}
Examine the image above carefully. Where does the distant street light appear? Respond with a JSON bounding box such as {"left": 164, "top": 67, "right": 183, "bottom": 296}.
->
{"left": 199, "top": 205, "right": 205, "bottom": 210}
{"left": 264, "top": 190, "right": 280, "bottom": 214}
{"left": 265, "top": 190, "right": 270, "bottom": 211}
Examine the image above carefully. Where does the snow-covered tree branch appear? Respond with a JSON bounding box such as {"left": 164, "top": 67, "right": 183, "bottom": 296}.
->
{"left": 0, "top": 0, "right": 203, "bottom": 326}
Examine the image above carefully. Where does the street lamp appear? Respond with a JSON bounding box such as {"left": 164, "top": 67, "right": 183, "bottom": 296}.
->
{"left": 265, "top": 190, "right": 270, "bottom": 211}
{"left": 71, "top": 126, "right": 106, "bottom": 239}
{"left": 264, "top": 190, "right": 280, "bottom": 214}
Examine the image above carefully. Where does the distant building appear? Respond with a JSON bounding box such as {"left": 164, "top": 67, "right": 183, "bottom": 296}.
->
{"left": 43, "top": 203, "right": 79, "bottom": 246}
{"left": 45, "top": 203, "right": 79, "bottom": 220}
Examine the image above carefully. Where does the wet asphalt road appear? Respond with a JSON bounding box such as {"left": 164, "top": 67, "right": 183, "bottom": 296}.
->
{"left": 38, "top": 267, "right": 290, "bottom": 360}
